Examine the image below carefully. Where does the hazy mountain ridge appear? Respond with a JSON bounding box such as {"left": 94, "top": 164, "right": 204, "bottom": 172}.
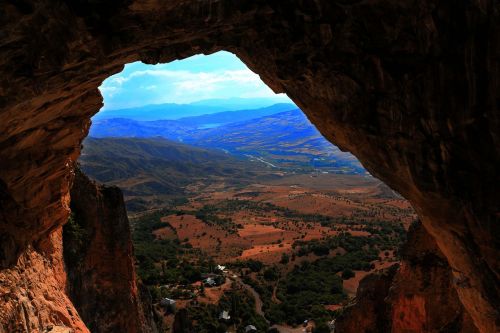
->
{"left": 94, "top": 98, "right": 294, "bottom": 121}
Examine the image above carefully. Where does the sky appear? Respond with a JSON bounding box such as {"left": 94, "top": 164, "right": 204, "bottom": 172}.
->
{"left": 99, "top": 51, "right": 292, "bottom": 110}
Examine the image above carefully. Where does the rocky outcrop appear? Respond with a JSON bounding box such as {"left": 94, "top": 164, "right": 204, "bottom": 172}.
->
{"left": 65, "top": 169, "right": 157, "bottom": 333}
{"left": 390, "top": 222, "right": 479, "bottom": 333}
{"left": 0, "top": 169, "right": 157, "bottom": 333}
{"left": 336, "top": 265, "right": 397, "bottom": 333}
{"left": 0, "top": 228, "right": 88, "bottom": 333}
{"left": 336, "top": 222, "right": 480, "bottom": 333}
{"left": 0, "top": 0, "right": 498, "bottom": 332}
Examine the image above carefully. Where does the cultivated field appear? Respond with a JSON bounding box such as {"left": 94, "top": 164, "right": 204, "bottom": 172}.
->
{"left": 159, "top": 173, "right": 415, "bottom": 293}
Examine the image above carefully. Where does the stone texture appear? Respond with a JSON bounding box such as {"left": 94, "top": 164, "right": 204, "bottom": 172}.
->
{"left": 336, "top": 222, "right": 480, "bottom": 333}
{"left": 335, "top": 264, "right": 397, "bottom": 333}
{"left": 389, "top": 222, "right": 479, "bottom": 333}
{"left": 0, "top": 228, "right": 88, "bottom": 333}
{"left": 66, "top": 169, "right": 157, "bottom": 333}
{"left": 0, "top": 0, "right": 498, "bottom": 332}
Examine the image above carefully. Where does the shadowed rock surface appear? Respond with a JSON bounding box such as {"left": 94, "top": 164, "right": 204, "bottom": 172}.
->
{"left": 0, "top": 0, "right": 498, "bottom": 332}
{"left": 66, "top": 169, "right": 158, "bottom": 333}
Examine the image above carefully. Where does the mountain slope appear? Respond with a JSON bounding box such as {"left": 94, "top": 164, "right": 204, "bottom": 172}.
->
{"left": 175, "top": 103, "right": 295, "bottom": 127}
{"left": 89, "top": 103, "right": 296, "bottom": 138}
{"left": 89, "top": 107, "right": 365, "bottom": 173}
{"left": 79, "top": 137, "right": 269, "bottom": 210}
{"left": 185, "top": 109, "right": 364, "bottom": 173}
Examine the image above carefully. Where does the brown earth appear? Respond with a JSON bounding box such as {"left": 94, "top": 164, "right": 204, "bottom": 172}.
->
{"left": 167, "top": 176, "right": 415, "bottom": 269}
{"left": 0, "top": 1, "right": 499, "bottom": 332}
{"left": 164, "top": 214, "right": 252, "bottom": 260}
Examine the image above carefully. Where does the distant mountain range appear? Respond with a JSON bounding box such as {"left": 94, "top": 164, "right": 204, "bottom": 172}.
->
{"left": 89, "top": 105, "right": 365, "bottom": 174}
{"left": 90, "top": 104, "right": 295, "bottom": 138}
{"left": 94, "top": 98, "right": 295, "bottom": 121}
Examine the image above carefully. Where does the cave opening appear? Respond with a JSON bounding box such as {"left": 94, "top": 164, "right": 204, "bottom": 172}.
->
{"left": 0, "top": 2, "right": 497, "bottom": 332}
{"left": 70, "top": 51, "right": 417, "bottom": 332}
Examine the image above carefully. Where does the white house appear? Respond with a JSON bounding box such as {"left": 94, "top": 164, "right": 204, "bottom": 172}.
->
{"left": 328, "top": 319, "right": 336, "bottom": 332}
{"left": 160, "top": 298, "right": 176, "bottom": 312}
{"left": 245, "top": 325, "right": 257, "bottom": 332}
{"left": 219, "top": 310, "right": 230, "bottom": 321}
{"left": 204, "top": 277, "right": 216, "bottom": 287}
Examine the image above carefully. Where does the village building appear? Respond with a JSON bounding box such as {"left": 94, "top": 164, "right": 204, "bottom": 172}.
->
{"left": 245, "top": 324, "right": 257, "bottom": 333}
{"left": 160, "top": 298, "right": 176, "bottom": 312}
{"left": 218, "top": 310, "right": 231, "bottom": 321}
{"left": 328, "top": 319, "right": 336, "bottom": 332}
{"left": 203, "top": 277, "right": 216, "bottom": 287}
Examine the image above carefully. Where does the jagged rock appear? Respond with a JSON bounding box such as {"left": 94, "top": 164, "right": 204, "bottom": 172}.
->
{"left": 65, "top": 169, "right": 157, "bottom": 333}
{"left": 0, "top": 1, "right": 498, "bottom": 332}
{"left": 0, "top": 229, "right": 88, "bottom": 333}
{"left": 336, "top": 222, "right": 480, "bottom": 333}
{"left": 335, "top": 265, "right": 397, "bottom": 333}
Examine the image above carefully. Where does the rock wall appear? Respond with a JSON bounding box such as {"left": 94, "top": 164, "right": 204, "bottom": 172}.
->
{"left": 336, "top": 222, "right": 479, "bottom": 333}
{"left": 0, "top": 228, "right": 89, "bottom": 333}
{"left": 66, "top": 169, "right": 157, "bottom": 333}
{"left": 336, "top": 265, "right": 397, "bottom": 333}
{"left": 0, "top": 0, "right": 498, "bottom": 332}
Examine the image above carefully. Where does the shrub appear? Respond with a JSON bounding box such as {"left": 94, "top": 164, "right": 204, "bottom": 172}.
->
{"left": 63, "top": 212, "right": 89, "bottom": 267}
{"left": 341, "top": 268, "right": 355, "bottom": 280}
{"left": 280, "top": 253, "right": 290, "bottom": 264}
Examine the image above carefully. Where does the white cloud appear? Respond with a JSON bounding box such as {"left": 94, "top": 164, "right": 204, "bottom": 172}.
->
{"left": 98, "top": 85, "right": 119, "bottom": 97}
{"left": 98, "top": 56, "right": 290, "bottom": 109}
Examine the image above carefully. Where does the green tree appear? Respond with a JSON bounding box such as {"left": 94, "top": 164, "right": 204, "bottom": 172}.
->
{"left": 341, "top": 268, "right": 355, "bottom": 280}
{"left": 280, "top": 253, "right": 290, "bottom": 264}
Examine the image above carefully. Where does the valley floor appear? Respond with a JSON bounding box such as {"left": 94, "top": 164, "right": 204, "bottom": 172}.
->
{"left": 130, "top": 173, "right": 416, "bottom": 332}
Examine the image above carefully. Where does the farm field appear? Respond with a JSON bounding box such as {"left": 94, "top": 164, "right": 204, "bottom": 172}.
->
{"left": 161, "top": 173, "right": 415, "bottom": 266}
{"left": 131, "top": 173, "right": 416, "bottom": 332}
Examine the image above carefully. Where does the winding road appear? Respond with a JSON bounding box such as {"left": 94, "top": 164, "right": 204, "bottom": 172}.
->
{"left": 227, "top": 270, "right": 311, "bottom": 333}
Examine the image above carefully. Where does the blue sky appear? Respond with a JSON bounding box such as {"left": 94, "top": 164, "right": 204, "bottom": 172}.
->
{"left": 99, "top": 51, "right": 292, "bottom": 110}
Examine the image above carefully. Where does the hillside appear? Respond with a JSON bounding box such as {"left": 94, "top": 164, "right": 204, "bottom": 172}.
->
{"left": 90, "top": 107, "right": 365, "bottom": 173}
{"left": 174, "top": 103, "right": 295, "bottom": 127}
{"left": 186, "top": 109, "right": 364, "bottom": 173}
{"left": 79, "top": 137, "right": 270, "bottom": 211}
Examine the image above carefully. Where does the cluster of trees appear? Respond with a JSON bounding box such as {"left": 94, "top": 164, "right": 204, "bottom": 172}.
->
{"left": 361, "top": 220, "right": 407, "bottom": 251}
{"left": 63, "top": 212, "right": 90, "bottom": 267}
{"left": 292, "top": 226, "right": 405, "bottom": 259}
{"left": 195, "top": 204, "right": 238, "bottom": 233}
{"left": 182, "top": 286, "right": 269, "bottom": 333}
{"left": 229, "top": 259, "right": 265, "bottom": 273}
{"left": 223, "top": 232, "right": 393, "bottom": 328}
{"left": 131, "top": 211, "right": 214, "bottom": 299}
{"left": 265, "top": 260, "right": 344, "bottom": 326}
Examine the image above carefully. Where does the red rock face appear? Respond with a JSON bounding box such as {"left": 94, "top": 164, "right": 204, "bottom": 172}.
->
{"left": 336, "top": 222, "right": 480, "bottom": 333}
{"left": 66, "top": 169, "right": 157, "bottom": 333}
{"left": 335, "top": 265, "right": 397, "bottom": 333}
{"left": 0, "top": 1, "right": 498, "bottom": 332}
{"left": 0, "top": 228, "right": 89, "bottom": 333}
{"left": 389, "top": 223, "right": 479, "bottom": 333}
